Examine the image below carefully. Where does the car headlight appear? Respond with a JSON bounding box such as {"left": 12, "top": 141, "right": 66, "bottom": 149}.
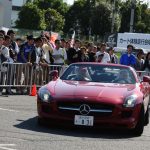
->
{"left": 38, "top": 87, "right": 52, "bottom": 102}
{"left": 123, "top": 95, "right": 137, "bottom": 108}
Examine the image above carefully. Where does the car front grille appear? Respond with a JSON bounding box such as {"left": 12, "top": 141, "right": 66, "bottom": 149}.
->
{"left": 57, "top": 101, "right": 114, "bottom": 117}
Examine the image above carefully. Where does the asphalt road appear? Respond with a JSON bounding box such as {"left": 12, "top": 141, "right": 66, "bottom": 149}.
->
{"left": 0, "top": 95, "right": 150, "bottom": 150}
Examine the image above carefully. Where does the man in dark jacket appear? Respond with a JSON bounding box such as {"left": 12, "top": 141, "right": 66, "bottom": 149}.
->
{"left": 67, "top": 39, "right": 81, "bottom": 64}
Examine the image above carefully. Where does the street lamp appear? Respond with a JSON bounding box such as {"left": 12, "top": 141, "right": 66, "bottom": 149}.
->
{"left": 129, "top": 0, "right": 136, "bottom": 32}
{"left": 50, "top": 16, "right": 54, "bottom": 32}
{"left": 75, "top": 20, "right": 80, "bottom": 39}
{"left": 111, "top": 0, "right": 116, "bottom": 33}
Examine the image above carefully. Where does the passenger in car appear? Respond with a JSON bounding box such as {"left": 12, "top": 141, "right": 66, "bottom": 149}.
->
{"left": 113, "top": 70, "right": 131, "bottom": 84}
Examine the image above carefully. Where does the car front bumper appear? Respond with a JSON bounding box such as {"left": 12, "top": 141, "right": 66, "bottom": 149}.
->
{"left": 37, "top": 100, "right": 142, "bottom": 129}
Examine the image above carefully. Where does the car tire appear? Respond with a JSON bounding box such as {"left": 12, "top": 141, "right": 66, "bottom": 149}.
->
{"left": 132, "top": 106, "right": 144, "bottom": 136}
{"left": 144, "top": 107, "right": 149, "bottom": 126}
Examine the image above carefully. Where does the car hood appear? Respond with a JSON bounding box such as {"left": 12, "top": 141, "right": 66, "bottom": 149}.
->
{"left": 47, "top": 79, "right": 137, "bottom": 103}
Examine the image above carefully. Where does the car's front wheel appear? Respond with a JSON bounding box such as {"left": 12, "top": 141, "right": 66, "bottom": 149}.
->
{"left": 132, "top": 106, "right": 145, "bottom": 136}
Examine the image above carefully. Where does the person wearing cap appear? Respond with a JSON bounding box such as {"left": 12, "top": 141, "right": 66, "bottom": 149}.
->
{"left": 120, "top": 44, "right": 136, "bottom": 67}
{"left": 7, "top": 30, "right": 19, "bottom": 56}
{"left": 95, "top": 43, "right": 110, "bottom": 63}
{"left": 108, "top": 47, "right": 118, "bottom": 64}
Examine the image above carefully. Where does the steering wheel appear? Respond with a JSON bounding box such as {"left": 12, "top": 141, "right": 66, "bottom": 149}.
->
{"left": 67, "top": 74, "right": 78, "bottom": 80}
{"left": 76, "top": 74, "right": 91, "bottom": 81}
{"left": 67, "top": 74, "right": 90, "bottom": 81}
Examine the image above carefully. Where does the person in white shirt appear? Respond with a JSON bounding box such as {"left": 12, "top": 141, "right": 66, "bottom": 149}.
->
{"left": 96, "top": 43, "right": 110, "bottom": 63}
{"left": 52, "top": 39, "right": 67, "bottom": 65}
{"left": 1, "top": 35, "right": 13, "bottom": 94}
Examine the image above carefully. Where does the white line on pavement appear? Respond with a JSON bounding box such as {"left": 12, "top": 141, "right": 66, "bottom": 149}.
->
{"left": 0, "top": 144, "right": 17, "bottom": 150}
{"left": 0, "top": 108, "right": 19, "bottom": 112}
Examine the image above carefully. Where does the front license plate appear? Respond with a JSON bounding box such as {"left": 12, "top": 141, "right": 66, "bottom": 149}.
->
{"left": 74, "top": 115, "right": 94, "bottom": 126}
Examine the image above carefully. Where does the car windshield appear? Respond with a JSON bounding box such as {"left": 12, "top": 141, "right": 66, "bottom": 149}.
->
{"left": 60, "top": 64, "right": 136, "bottom": 84}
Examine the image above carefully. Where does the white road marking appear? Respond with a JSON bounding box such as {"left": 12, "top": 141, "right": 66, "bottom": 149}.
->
{"left": 0, "top": 144, "right": 17, "bottom": 150}
{"left": 0, "top": 108, "right": 19, "bottom": 112}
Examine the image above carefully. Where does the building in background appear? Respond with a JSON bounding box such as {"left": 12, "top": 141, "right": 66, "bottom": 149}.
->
{"left": 0, "top": 0, "right": 12, "bottom": 28}
{"left": 11, "top": 0, "right": 28, "bottom": 27}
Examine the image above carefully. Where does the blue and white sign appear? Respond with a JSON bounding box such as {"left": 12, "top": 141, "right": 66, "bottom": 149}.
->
{"left": 117, "top": 33, "right": 150, "bottom": 50}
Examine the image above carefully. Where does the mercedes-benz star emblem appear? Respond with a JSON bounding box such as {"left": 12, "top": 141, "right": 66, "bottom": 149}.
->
{"left": 79, "top": 104, "right": 90, "bottom": 115}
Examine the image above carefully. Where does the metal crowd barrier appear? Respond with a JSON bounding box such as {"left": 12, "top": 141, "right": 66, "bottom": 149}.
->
{"left": 0, "top": 63, "right": 68, "bottom": 94}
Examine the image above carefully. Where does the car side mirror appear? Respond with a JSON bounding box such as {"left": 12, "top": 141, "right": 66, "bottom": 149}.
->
{"left": 49, "top": 70, "right": 58, "bottom": 80}
{"left": 143, "top": 76, "right": 150, "bottom": 84}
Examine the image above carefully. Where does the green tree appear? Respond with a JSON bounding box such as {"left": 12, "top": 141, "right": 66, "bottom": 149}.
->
{"left": 64, "top": 0, "right": 115, "bottom": 37}
{"left": 16, "top": 3, "right": 45, "bottom": 30}
{"left": 91, "top": 3, "right": 112, "bottom": 36}
{"left": 33, "top": 0, "right": 69, "bottom": 16}
{"left": 119, "top": 0, "right": 150, "bottom": 33}
{"left": 137, "top": 3, "right": 150, "bottom": 33}
{"left": 44, "top": 8, "right": 65, "bottom": 32}
{"left": 63, "top": 0, "right": 86, "bottom": 35}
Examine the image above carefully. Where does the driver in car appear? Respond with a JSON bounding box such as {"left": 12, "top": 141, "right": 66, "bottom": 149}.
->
{"left": 76, "top": 67, "right": 91, "bottom": 81}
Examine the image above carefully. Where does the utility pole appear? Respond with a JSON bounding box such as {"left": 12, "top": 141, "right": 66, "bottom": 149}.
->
{"left": 129, "top": 0, "right": 136, "bottom": 32}
{"left": 111, "top": 0, "right": 116, "bottom": 33}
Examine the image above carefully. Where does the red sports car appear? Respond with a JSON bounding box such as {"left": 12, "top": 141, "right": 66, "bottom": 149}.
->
{"left": 37, "top": 63, "right": 150, "bottom": 136}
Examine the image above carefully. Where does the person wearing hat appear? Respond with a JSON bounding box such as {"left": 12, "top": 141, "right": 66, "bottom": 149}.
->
{"left": 7, "top": 30, "right": 19, "bottom": 59}
{"left": 120, "top": 44, "right": 136, "bottom": 67}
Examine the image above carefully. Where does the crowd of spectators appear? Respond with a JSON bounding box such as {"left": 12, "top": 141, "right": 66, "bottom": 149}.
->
{"left": 0, "top": 29, "right": 150, "bottom": 94}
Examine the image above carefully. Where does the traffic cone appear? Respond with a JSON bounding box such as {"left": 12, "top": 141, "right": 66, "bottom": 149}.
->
{"left": 30, "top": 84, "right": 37, "bottom": 96}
